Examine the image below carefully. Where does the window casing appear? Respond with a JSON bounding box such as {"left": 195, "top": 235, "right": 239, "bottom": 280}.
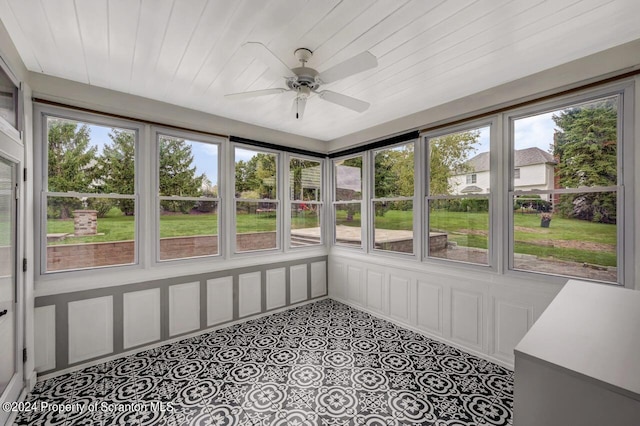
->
{"left": 156, "top": 132, "right": 221, "bottom": 261}
{"left": 289, "top": 156, "right": 323, "bottom": 248}
{"left": 372, "top": 142, "right": 415, "bottom": 255}
{"left": 0, "top": 60, "right": 19, "bottom": 135}
{"left": 333, "top": 155, "right": 363, "bottom": 248}
{"left": 233, "top": 146, "right": 280, "bottom": 253}
{"left": 41, "top": 113, "right": 139, "bottom": 273}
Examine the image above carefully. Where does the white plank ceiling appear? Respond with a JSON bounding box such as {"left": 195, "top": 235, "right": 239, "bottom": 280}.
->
{"left": 1, "top": 0, "right": 640, "bottom": 141}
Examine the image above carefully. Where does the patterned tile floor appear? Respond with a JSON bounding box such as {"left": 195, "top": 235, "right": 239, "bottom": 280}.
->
{"left": 15, "top": 299, "right": 513, "bottom": 425}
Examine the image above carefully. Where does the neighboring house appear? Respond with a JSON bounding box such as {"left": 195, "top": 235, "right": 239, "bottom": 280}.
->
{"left": 450, "top": 147, "right": 556, "bottom": 201}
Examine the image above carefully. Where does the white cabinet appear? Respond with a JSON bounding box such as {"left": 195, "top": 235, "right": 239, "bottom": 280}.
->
{"left": 514, "top": 280, "right": 640, "bottom": 426}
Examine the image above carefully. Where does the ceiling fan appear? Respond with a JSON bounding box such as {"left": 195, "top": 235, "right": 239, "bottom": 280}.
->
{"left": 225, "top": 42, "right": 378, "bottom": 119}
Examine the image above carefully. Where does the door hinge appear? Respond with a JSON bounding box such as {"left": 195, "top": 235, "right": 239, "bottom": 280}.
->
{"left": 14, "top": 183, "right": 18, "bottom": 200}
{"left": 23, "top": 168, "right": 27, "bottom": 181}
{"left": 23, "top": 348, "right": 27, "bottom": 363}
{"left": 22, "top": 258, "right": 27, "bottom": 272}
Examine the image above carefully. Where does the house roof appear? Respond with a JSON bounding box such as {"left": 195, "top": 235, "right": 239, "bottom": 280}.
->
{"left": 464, "top": 147, "right": 555, "bottom": 173}
{"left": 461, "top": 185, "right": 483, "bottom": 194}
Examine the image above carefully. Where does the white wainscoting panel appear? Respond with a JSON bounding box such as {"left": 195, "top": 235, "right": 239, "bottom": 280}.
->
{"left": 123, "top": 288, "right": 160, "bottom": 349}
{"left": 330, "top": 261, "right": 345, "bottom": 300}
{"left": 266, "top": 268, "right": 286, "bottom": 310}
{"left": 239, "top": 272, "right": 261, "bottom": 318}
{"left": 290, "top": 264, "right": 308, "bottom": 304}
{"left": 417, "top": 280, "right": 442, "bottom": 335}
{"left": 34, "top": 305, "right": 56, "bottom": 372}
{"left": 366, "top": 270, "right": 384, "bottom": 314}
{"left": 451, "top": 289, "right": 483, "bottom": 350}
{"left": 311, "top": 261, "right": 327, "bottom": 298}
{"left": 389, "top": 275, "right": 410, "bottom": 323}
{"left": 347, "top": 265, "right": 363, "bottom": 306}
{"left": 169, "top": 282, "right": 200, "bottom": 336}
{"left": 328, "top": 253, "right": 561, "bottom": 368}
{"left": 68, "top": 296, "right": 113, "bottom": 364}
{"left": 494, "top": 299, "right": 531, "bottom": 361}
{"left": 207, "top": 277, "right": 233, "bottom": 326}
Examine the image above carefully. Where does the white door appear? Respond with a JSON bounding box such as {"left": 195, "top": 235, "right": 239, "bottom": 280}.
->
{"left": 0, "top": 149, "right": 21, "bottom": 425}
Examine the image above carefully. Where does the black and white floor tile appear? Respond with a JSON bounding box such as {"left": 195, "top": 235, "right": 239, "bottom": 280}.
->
{"left": 15, "top": 299, "right": 513, "bottom": 425}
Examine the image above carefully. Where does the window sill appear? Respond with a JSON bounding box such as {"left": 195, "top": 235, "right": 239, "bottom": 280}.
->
{"left": 35, "top": 246, "right": 328, "bottom": 297}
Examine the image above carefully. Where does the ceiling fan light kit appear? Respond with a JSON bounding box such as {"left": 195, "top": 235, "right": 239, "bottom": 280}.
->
{"left": 225, "top": 42, "right": 378, "bottom": 119}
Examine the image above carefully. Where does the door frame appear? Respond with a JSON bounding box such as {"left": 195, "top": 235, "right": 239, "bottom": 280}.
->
{"left": 0, "top": 64, "right": 24, "bottom": 423}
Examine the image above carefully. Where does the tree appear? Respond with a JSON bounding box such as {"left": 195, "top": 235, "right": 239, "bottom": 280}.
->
{"left": 159, "top": 137, "right": 205, "bottom": 213}
{"left": 428, "top": 131, "right": 479, "bottom": 195}
{"left": 374, "top": 145, "right": 414, "bottom": 216}
{"left": 553, "top": 99, "right": 617, "bottom": 223}
{"left": 96, "top": 129, "right": 135, "bottom": 215}
{"left": 47, "top": 119, "right": 97, "bottom": 219}
{"left": 235, "top": 153, "right": 276, "bottom": 199}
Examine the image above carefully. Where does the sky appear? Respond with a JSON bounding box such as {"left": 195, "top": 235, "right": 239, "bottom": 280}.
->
{"left": 472, "top": 111, "right": 556, "bottom": 156}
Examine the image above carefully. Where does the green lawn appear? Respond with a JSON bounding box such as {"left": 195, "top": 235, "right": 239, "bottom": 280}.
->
{"left": 47, "top": 211, "right": 320, "bottom": 244}
{"left": 47, "top": 209, "right": 616, "bottom": 266}
{"left": 336, "top": 209, "right": 617, "bottom": 266}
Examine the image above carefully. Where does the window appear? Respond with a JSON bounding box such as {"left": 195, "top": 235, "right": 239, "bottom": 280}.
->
{"left": 0, "top": 63, "right": 18, "bottom": 132}
{"left": 511, "top": 96, "right": 620, "bottom": 283}
{"left": 426, "top": 125, "right": 491, "bottom": 265}
{"left": 334, "top": 156, "right": 363, "bottom": 247}
{"left": 373, "top": 142, "right": 414, "bottom": 254}
{"left": 513, "top": 168, "right": 521, "bottom": 179}
{"left": 158, "top": 134, "right": 220, "bottom": 261}
{"left": 466, "top": 173, "right": 477, "bottom": 184}
{"left": 289, "top": 157, "right": 322, "bottom": 247}
{"left": 234, "top": 147, "right": 278, "bottom": 252}
{"left": 44, "top": 116, "right": 137, "bottom": 272}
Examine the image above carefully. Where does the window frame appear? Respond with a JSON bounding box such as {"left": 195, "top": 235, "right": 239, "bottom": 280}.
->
{"left": 422, "top": 118, "right": 497, "bottom": 271}
{"left": 370, "top": 140, "right": 417, "bottom": 257}
{"left": 34, "top": 105, "right": 145, "bottom": 277}
{"left": 0, "top": 56, "right": 21, "bottom": 140}
{"left": 230, "top": 143, "right": 282, "bottom": 255}
{"left": 152, "top": 127, "right": 224, "bottom": 264}
{"left": 332, "top": 153, "right": 366, "bottom": 250}
{"left": 286, "top": 153, "right": 324, "bottom": 250}
{"left": 505, "top": 82, "right": 634, "bottom": 286}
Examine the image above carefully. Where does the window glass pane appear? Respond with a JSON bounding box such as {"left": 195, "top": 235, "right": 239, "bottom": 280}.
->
{"left": 429, "top": 126, "right": 490, "bottom": 196}
{"left": 513, "top": 96, "right": 619, "bottom": 283}
{"left": 0, "top": 67, "right": 17, "bottom": 129}
{"left": 159, "top": 136, "right": 217, "bottom": 197}
{"left": 158, "top": 136, "right": 218, "bottom": 261}
{"left": 47, "top": 117, "right": 135, "bottom": 194}
{"left": 335, "top": 203, "right": 361, "bottom": 247}
{"left": 512, "top": 193, "right": 617, "bottom": 283}
{"left": 335, "top": 156, "right": 362, "bottom": 201}
{"left": 236, "top": 201, "right": 277, "bottom": 252}
{"left": 374, "top": 201, "right": 413, "bottom": 254}
{"left": 291, "top": 203, "right": 321, "bottom": 247}
{"left": 46, "top": 196, "right": 135, "bottom": 271}
{"left": 428, "top": 198, "right": 489, "bottom": 265}
{"left": 374, "top": 143, "right": 414, "bottom": 198}
{"left": 159, "top": 201, "right": 218, "bottom": 260}
{"left": 290, "top": 158, "right": 321, "bottom": 201}
{"left": 235, "top": 148, "right": 277, "bottom": 199}
{"left": 514, "top": 96, "right": 618, "bottom": 191}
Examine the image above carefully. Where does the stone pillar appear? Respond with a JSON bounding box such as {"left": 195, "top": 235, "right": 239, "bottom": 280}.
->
{"left": 73, "top": 210, "right": 98, "bottom": 236}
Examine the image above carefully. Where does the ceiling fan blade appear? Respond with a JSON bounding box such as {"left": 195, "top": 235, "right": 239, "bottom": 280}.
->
{"left": 318, "top": 90, "right": 370, "bottom": 113}
{"left": 292, "top": 97, "right": 307, "bottom": 120}
{"left": 242, "top": 42, "right": 296, "bottom": 79}
{"left": 317, "top": 51, "right": 377, "bottom": 84}
{"left": 225, "top": 88, "right": 289, "bottom": 99}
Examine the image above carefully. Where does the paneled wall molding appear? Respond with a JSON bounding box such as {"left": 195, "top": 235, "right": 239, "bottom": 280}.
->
{"left": 34, "top": 256, "right": 328, "bottom": 377}
{"left": 328, "top": 253, "right": 559, "bottom": 368}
